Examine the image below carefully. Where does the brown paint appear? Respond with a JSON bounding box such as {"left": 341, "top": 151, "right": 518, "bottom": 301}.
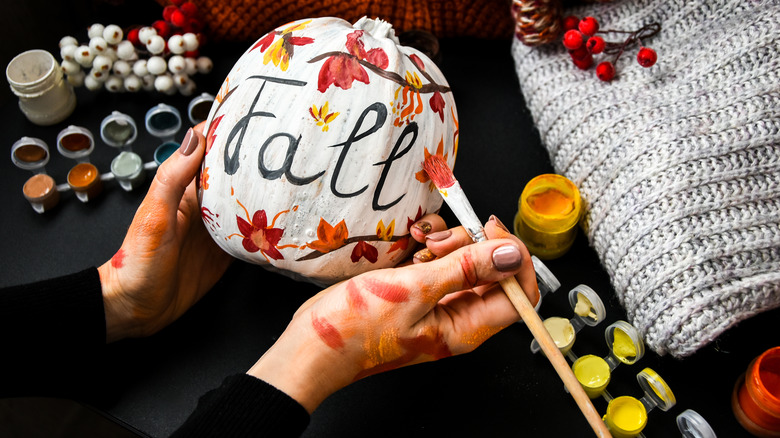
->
{"left": 67, "top": 163, "right": 102, "bottom": 199}
{"left": 14, "top": 144, "right": 47, "bottom": 163}
{"left": 23, "top": 174, "right": 59, "bottom": 210}
{"left": 60, "top": 133, "right": 91, "bottom": 151}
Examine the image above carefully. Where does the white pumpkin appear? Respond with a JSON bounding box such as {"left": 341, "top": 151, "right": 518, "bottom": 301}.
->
{"left": 198, "top": 16, "right": 459, "bottom": 286}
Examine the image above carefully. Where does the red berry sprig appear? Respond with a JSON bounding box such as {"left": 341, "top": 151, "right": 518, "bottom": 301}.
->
{"left": 561, "top": 15, "right": 660, "bottom": 82}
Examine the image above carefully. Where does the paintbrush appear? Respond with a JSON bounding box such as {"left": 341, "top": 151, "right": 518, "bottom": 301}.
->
{"left": 423, "top": 155, "right": 612, "bottom": 438}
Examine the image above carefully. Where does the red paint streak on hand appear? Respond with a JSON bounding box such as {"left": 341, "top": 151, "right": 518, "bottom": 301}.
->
{"left": 362, "top": 278, "right": 410, "bottom": 303}
{"left": 346, "top": 280, "right": 368, "bottom": 312}
{"left": 459, "top": 250, "right": 477, "bottom": 288}
{"left": 312, "top": 315, "right": 344, "bottom": 350}
{"left": 111, "top": 249, "right": 125, "bottom": 269}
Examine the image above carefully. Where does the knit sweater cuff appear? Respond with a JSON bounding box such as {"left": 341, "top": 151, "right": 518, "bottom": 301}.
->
{"left": 172, "top": 374, "right": 310, "bottom": 437}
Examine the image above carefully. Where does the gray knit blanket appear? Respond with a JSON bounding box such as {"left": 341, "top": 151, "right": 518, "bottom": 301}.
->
{"left": 511, "top": 0, "right": 780, "bottom": 357}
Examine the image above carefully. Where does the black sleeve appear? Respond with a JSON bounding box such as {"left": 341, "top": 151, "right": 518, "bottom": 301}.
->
{"left": 171, "top": 374, "right": 310, "bottom": 438}
{"left": 0, "top": 267, "right": 107, "bottom": 398}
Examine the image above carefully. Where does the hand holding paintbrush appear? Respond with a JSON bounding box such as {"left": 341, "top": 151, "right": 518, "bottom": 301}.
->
{"left": 423, "top": 155, "right": 612, "bottom": 438}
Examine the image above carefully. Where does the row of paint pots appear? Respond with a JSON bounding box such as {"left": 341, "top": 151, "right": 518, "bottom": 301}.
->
{"left": 528, "top": 259, "right": 715, "bottom": 437}
{"left": 11, "top": 100, "right": 211, "bottom": 213}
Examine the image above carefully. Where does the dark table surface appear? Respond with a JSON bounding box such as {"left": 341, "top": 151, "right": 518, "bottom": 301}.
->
{"left": 1, "top": 2, "right": 776, "bottom": 437}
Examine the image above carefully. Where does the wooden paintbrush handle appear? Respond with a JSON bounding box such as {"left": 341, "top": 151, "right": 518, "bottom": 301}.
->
{"left": 499, "top": 276, "right": 613, "bottom": 438}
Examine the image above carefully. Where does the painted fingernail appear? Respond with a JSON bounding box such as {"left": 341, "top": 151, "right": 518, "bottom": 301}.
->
{"left": 425, "top": 230, "right": 451, "bottom": 242}
{"left": 179, "top": 128, "right": 197, "bottom": 156}
{"left": 489, "top": 215, "right": 510, "bottom": 233}
{"left": 413, "top": 248, "right": 436, "bottom": 263}
{"left": 412, "top": 221, "right": 433, "bottom": 235}
{"left": 492, "top": 244, "right": 522, "bottom": 272}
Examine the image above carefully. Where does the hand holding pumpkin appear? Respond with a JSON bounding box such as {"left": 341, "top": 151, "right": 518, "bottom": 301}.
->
{"left": 247, "top": 216, "right": 538, "bottom": 413}
{"left": 98, "top": 123, "right": 233, "bottom": 342}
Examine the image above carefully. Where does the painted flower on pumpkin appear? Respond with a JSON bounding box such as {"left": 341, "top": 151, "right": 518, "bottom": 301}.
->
{"left": 376, "top": 219, "right": 395, "bottom": 241}
{"left": 200, "top": 166, "right": 210, "bottom": 191}
{"left": 309, "top": 102, "right": 340, "bottom": 132}
{"left": 205, "top": 114, "right": 223, "bottom": 156}
{"left": 251, "top": 20, "right": 314, "bottom": 71}
{"left": 415, "top": 138, "right": 450, "bottom": 191}
{"left": 351, "top": 241, "right": 378, "bottom": 263}
{"left": 388, "top": 206, "right": 425, "bottom": 253}
{"left": 391, "top": 71, "right": 424, "bottom": 127}
{"left": 317, "top": 30, "right": 389, "bottom": 92}
{"left": 231, "top": 209, "right": 285, "bottom": 261}
{"left": 430, "top": 91, "right": 446, "bottom": 122}
{"left": 307, "top": 218, "right": 349, "bottom": 253}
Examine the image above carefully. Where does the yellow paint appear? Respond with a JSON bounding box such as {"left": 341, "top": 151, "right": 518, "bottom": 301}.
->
{"left": 572, "top": 355, "right": 611, "bottom": 398}
{"left": 612, "top": 327, "right": 637, "bottom": 363}
{"left": 603, "top": 396, "right": 648, "bottom": 438}
{"left": 543, "top": 317, "right": 575, "bottom": 354}
{"left": 527, "top": 188, "right": 575, "bottom": 216}
{"left": 574, "top": 293, "right": 596, "bottom": 319}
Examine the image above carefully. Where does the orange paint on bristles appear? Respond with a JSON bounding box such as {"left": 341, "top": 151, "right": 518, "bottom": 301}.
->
{"left": 422, "top": 154, "right": 455, "bottom": 189}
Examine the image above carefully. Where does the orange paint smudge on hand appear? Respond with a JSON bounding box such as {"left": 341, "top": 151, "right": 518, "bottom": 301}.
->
{"left": 460, "top": 326, "right": 502, "bottom": 347}
{"left": 111, "top": 249, "right": 125, "bottom": 269}
{"left": 362, "top": 278, "right": 410, "bottom": 303}
{"left": 312, "top": 315, "right": 344, "bottom": 350}
{"left": 354, "top": 328, "right": 451, "bottom": 381}
{"left": 346, "top": 280, "right": 368, "bottom": 312}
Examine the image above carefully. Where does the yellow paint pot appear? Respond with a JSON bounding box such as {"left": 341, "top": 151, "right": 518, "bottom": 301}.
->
{"left": 603, "top": 396, "right": 648, "bottom": 438}
{"left": 572, "top": 354, "right": 611, "bottom": 399}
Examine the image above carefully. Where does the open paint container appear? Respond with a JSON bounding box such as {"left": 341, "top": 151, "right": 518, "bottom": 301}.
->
{"left": 532, "top": 255, "right": 561, "bottom": 302}
{"left": 57, "top": 125, "right": 94, "bottom": 162}
{"left": 22, "top": 173, "right": 60, "bottom": 213}
{"left": 11, "top": 136, "right": 50, "bottom": 173}
{"left": 187, "top": 92, "right": 214, "bottom": 125}
{"left": 732, "top": 346, "right": 780, "bottom": 436}
{"left": 111, "top": 151, "right": 145, "bottom": 191}
{"left": 530, "top": 285, "right": 605, "bottom": 356}
{"left": 100, "top": 111, "right": 138, "bottom": 150}
{"left": 145, "top": 103, "right": 182, "bottom": 141}
{"left": 601, "top": 368, "right": 676, "bottom": 438}
{"left": 569, "top": 320, "right": 644, "bottom": 400}
{"left": 67, "top": 162, "right": 102, "bottom": 202}
{"left": 676, "top": 409, "right": 716, "bottom": 438}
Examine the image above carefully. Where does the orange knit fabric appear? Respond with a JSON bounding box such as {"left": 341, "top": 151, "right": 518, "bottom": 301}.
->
{"left": 157, "top": 0, "right": 514, "bottom": 42}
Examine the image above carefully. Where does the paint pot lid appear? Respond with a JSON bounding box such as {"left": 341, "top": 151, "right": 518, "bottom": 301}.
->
{"left": 677, "top": 409, "right": 716, "bottom": 438}
{"left": 637, "top": 367, "right": 676, "bottom": 412}
{"left": 56, "top": 125, "right": 94, "bottom": 159}
{"left": 187, "top": 92, "right": 215, "bottom": 125}
{"left": 11, "top": 136, "right": 49, "bottom": 170}
{"left": 605, "top": 320, "right": 644, "bottom": 364}
{"left": 568, "top": 284, "right": 605, "bottom": 326}
{"left": 532, "top": 255, "right": 561, "bottom": 298}
{"left": 145, "top": 103, "right": 182, "bottom": 138}
{"left": 100, "top": 111, "right": 138, "bottom": 147}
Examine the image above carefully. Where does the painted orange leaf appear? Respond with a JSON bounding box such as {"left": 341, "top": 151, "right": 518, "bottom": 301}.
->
{"left": 307, "top": 218, "right": 349, "bottom": 253}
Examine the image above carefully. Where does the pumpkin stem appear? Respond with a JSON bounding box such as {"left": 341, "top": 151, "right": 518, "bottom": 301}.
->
{"left": 353, "top": 17, "right": 400, "bottom": 44}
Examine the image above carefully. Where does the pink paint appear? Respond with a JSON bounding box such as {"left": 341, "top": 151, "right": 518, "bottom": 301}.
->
{"left": 111, "top": 249, "right": 125, "bottom": 269}
{"left": 363, "top": 278, "right": 410, "bottom": 303}
{"left": 346, "top": 280, "right": 368, "bottom": 312}
{"left": 312, "top": 315, "right": 344, "bottom": 350}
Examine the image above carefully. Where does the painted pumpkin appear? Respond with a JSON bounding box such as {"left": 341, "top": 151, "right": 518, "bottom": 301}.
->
{"left": 198, "top": 17, "right": 459, "bottom": 286}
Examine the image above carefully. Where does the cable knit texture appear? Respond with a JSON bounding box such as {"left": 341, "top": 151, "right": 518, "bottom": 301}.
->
{"left": 512, "top": 0, "right": 780, "bottom": 357}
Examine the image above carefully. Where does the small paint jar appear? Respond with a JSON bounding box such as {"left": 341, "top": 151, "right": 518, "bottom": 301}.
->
{"left": 188, "top": 92, "right": 215, "bottom": 125}
{"left": 530, "top": 285, "right": 605, "bottom": 356}
{"left": 23, "top": 173, "right": 60, "bottom": 213}
{"left": 100, "top": 111, "right": 138, "bottom": 150}
{"left": 154, "top": 141, "right": 180, "bottom": 165}
{"left": 11, "top": 137, "right": 50, "bottom": 173}
{"left": 6, "top": 49, "right": 76, "bottom": 125}
{"left": 677, "top": 409, "right": 716, "bottom": 438}
{"left": 732, "top": 346, "right": 780, "bottom": 436}
{"left": 542, "top": 317, "right": 576, "bottom": 355}
{"left": 514, "top": 174, "right": 582, "bottom": 260}
{"left": 67, "top": 162, "right": 102, "bottom": 202}
{"left": 145, "top": 103, "right": 182, "bottom": 141}
{"left": 602, "top": 368, "right": 676, "bottom": 437}
{"left": 111, "top": 151, "right": 145, "bottom": 191}
{"left": 57, "top": 125, "right": 94, "bottom": 162}
{"left": 531, "top": 255, "right": 560, "bottom": 299}
{"left": 572, "top": 354, "right": 611, "bottom": 399}
{"left": 604, "top": 320, "right": 645, "bottom": 368}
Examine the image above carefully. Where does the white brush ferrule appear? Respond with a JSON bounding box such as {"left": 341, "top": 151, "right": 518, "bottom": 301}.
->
{"left": 439, "top": 182, "right": 486, "bottom": 243}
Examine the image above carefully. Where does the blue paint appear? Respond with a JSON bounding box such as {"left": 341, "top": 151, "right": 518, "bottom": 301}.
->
{"left": 154, "top": 141, "right": 179, "bottom": 165}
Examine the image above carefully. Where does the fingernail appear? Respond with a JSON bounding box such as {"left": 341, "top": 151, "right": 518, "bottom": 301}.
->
{"left": 179, "top": 128, "right": 197, "bottom": 156}
{"left": 489, "top": 215, "right": 510, "bottom": 233}
{"left": 425, "top": 230, "right": 451, "bottom": 242}
{"left": 411, "top": 221, "right": 433, "bottom": 235}
{"left": 492, "top": 244, "right": 522, "bottom": 272}
{"left": 413, "top": 248, "right": 436, "bottom": 263}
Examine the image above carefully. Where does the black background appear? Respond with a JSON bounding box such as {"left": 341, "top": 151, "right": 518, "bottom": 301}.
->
{"left": 1, "top": 1, "right": 775, "bottom": 436}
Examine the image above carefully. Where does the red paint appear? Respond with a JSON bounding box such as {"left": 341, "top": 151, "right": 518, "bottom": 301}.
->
{"left": 346, "top": 280, "right": 368, "bottom": 312}
{"left": 363, "top": 278, "right": 410, "bottom": 303}
{"left": 735, "top": 347, "right": 780, "bottom": 432}
{"left": 460, "top": 250, "right": 477, "bottom": 287}
{"left": 312, "top": 315, "right": 344, "bottom": 350}
{"left": 111, "top": 249, "right": 125, "bottom": 269}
